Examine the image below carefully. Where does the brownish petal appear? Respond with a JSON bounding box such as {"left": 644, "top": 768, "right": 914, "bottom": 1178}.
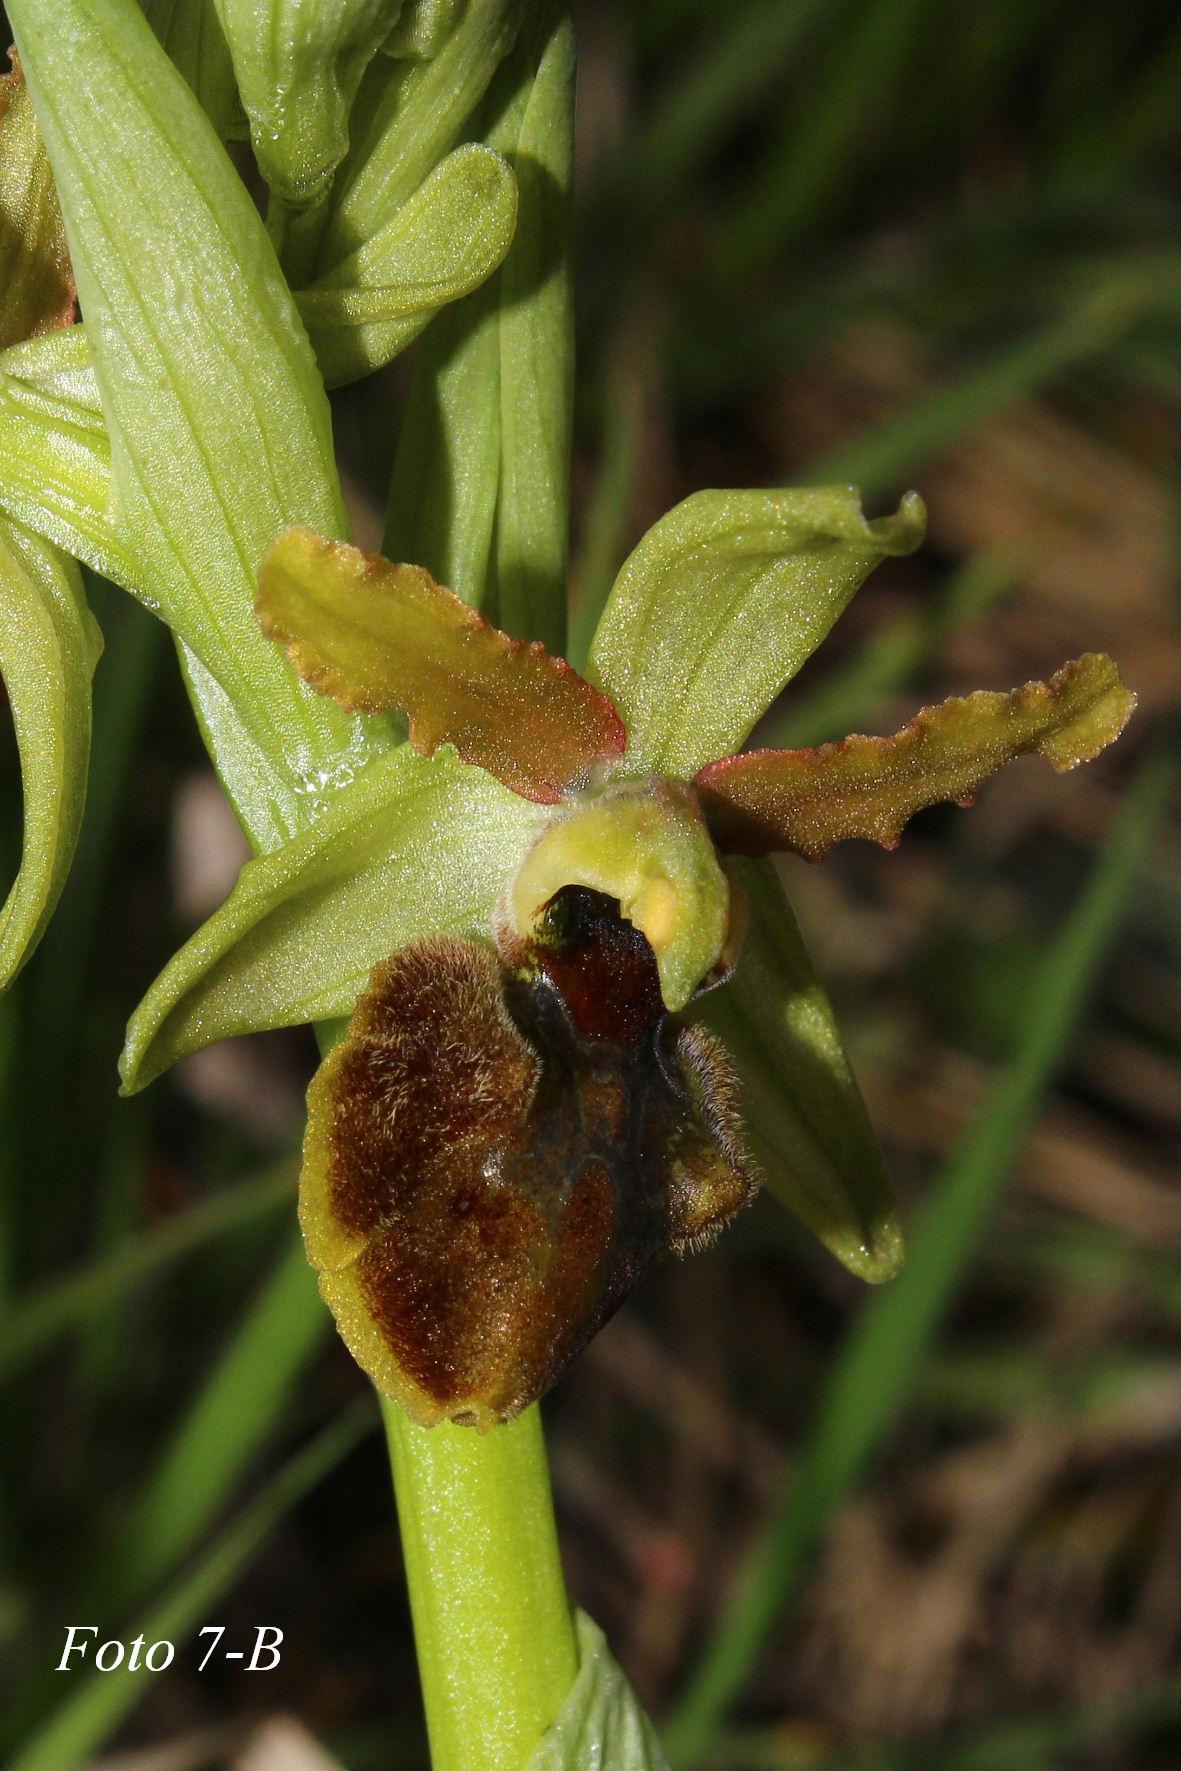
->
{"left": 0, "top": 49, "right": 77, "bottom": 349}
{"left": 300, "top": 899, "right": 755, "bottom": 1430}
{"left": 257, "top": 526, "right": 626, "bottom": 804}
{"left": 694, "top": 654, "right": 1136, "bottom": 861}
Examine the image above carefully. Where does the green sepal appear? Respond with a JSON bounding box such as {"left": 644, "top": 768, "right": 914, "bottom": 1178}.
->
{"left": 526, "top": 1612, "right": 671, "bottom": 1771}
{"left": 298, "top": 142, "right": 517, "bottom": 387}
{"left": 0, "top": 516, "right": 99, "bottom": 989}
{"left": 0, "top": 48, "right": 75, "bottom": 351}
{"left": 215, "top": 0, "right": 403, "bottom": 203}
{"left": 693, "top": 858, "right": 904, "bottom": 1282}
{"left": 119, "top": 743, "right": 547, "bottom": 1093}
{"left": 589, "top": 485, "right": 926, "bottom": 781}
{"left": 9, "top": 0, "right": 384, "bottom": 835}
{"left": 507, "top": 781, "right": 731, "bottom": 1013}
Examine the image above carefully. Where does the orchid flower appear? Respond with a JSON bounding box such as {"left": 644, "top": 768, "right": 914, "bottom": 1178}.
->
{"left": 117, "top": 494, "right": 1134, "bottom": 1431}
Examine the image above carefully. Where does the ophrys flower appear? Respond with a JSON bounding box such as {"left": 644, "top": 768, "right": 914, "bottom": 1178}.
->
{"left": 120, "top": 488, "right": 1135, "bottom": 1429}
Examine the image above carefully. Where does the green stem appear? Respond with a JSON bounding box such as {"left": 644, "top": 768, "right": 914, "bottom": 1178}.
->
{"left": 383, "top": 1399, "right": 578, "bottom": 1771}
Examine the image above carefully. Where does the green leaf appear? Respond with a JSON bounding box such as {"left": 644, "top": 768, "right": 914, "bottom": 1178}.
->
{"left": 693, "top": 858, "right": 903, "bottom": 1282}
{"left": 696, "top": 654, "right": 1137, "bottom": 860}
{"left": 319, "top": 0, "right": 525, "bottom": 270}
{"left": 0, "top": 516, "right": 99, "bottom": 989}
{"left": 216, "top": 0, "right": 403, "bottom": 203}
{"left": 9, "top": 0, "right": 383, "bottom": 841}
{"left": 139, "top": 0, "right": 245, "bottom": 142}
{"left": 493, "top": 4, "right": 575, "bottom": 653}
{"left": 257, "top": 526, "right": 625, "bottom": 802}
{"left": 589, "top": 486, "right": 926, "bottom": 781}
{"left": 0, "top": 49, "right": 75, "bottom": 350}
{"left": 298, "top": 141, "right": 517, "bottom": 386}
{"left": 526, "top": 1611, "right": 671, "bottom": 1771}
{"left": 0, "top": 1163, "right": 292, "bottom": 1382}
{"left": 119, "top": 741, "right": 546, "bottom": 1092}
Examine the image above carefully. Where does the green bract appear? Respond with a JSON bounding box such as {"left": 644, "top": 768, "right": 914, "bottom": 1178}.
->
{"left": 383, "top": 9, "right": 571, "bottom": 631}
{"left": 525, "top": 1612, "right": 671, "bottom": 1771}
{"left": 141, "top": 0, "right": 244, "bottom": 142}
{"left": 297, "top": 141, "right": 517, "bottom": 387}
{"left": 0, "top": 515, "right": 98, "bottom": 988}
{"left": 319, "top": 0, "right": 526, "bottom": 268}
{"left": 8, "top": 0, "right": 376, "bottom": 842}
{"left": 493, "top": 5, "right": 574, "bottom": 653}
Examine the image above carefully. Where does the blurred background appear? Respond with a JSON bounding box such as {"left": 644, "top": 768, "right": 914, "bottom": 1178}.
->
{"left": 1, "top": 0, "right": 1177, "bottom": 1766}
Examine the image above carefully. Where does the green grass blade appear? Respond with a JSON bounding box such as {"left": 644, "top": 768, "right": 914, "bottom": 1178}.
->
{"left": 803, "top": 270, "right": 1172, "bottom": 501}
{"left": 664, "top": 744, "right": 1175, "bottom": 1765}
{"left": 8, "top": 1400, "right": 374, "bottom": 1771}
{"left": 0, "top": 1165, "right": 293, "bottom": 1382}
{"left": 710, "top": 1675, "right": 1181, "bottom": 1771}
{"left": 83, "top": 1229, "right": 330, "bottom": 1619}
{"left": 633, "top": 0, "right": 828, "bottom": 209}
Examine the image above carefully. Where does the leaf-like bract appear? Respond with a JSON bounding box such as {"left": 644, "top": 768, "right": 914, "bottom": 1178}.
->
{"left": 9, "top": 0, "right": 382, "bottom": 843}
{"left": 298, "top": 143, "right": 517, "bottom": 386}
{"left": 257, "top": 526, "right": 626, "bottom": 803}
{"left": 527, "top": 1612, "right": 671, "bottom": 1771}
{"left": 0, "top": 336, "right": 136, "bottom": 588}
{"left": 695, "top": 655, "right": 1136, "bottom": 859}
{"left": 319, "top": 0, "right": 525, "bottom": 269}
{"left": 0, "top": 516, "right": 98, "bottom": 988}
{"left": 493, "top": 5, "right": 574, "bottom": 653}
{"left": 590, "top": 485, "right": 926, "bottom": 780}
{"left": 140, "top": 0, "right": 244, "bottom": 141}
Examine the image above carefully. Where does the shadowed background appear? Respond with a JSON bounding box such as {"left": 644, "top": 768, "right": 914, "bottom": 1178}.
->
{"left": 0, "top": 0, "right": 1177, "bottom": 1766}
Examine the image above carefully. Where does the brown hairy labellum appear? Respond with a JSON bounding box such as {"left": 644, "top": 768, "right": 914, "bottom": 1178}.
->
{"left": 300, "top": 890, "right": 755, "bottom": 1429}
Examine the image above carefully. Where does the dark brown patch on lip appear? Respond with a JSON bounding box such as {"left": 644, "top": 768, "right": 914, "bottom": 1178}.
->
{"left": 302, "top": 895, "right": 757, "bottom": 1429}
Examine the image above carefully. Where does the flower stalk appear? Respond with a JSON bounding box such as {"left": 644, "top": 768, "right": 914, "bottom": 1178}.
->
{"left": 384, "top": 1400, "right": 578, "bottom": 1771}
